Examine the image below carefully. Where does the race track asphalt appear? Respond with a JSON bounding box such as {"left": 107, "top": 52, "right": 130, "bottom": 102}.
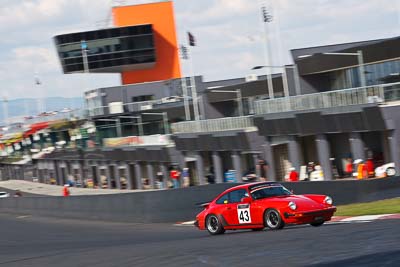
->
{"left": 0, "top": 213, "right": 399, "bottom": 267}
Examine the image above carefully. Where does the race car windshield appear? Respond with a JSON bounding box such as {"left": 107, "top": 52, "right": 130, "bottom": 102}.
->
{"left": 250, "top": 186, "right": 292, "bottom": 200}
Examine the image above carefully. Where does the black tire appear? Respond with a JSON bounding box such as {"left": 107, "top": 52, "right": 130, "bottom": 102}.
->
{"left": 310, "top": 221, "right": 324, "bottom": 227}
{"left": 205, "top": 215, "right": 225, "bottom": 235}
{"left": 264, "top": 209, "right": 285, "bottom": 230}
{"left": 386, "top": 167, "right": 396, "bottom": 177}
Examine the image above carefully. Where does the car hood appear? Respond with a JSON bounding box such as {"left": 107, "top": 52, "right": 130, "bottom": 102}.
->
{"left": 256, "top": 195, "right": 325, "bottom": 211}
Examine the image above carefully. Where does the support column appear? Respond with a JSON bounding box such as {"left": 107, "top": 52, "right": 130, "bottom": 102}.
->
{"left": 114, "top": 163, "right": 121, "bottom": 190}
{"left": 96, "top": 162, "right": 102, "bottom": 188}
{"left": 288, "top": 136, "right": 302, "bottom": 172}
{"left": 262, "top": 140, "right": 276, "bottom": 181}
{"left": 134, "top": 162, "right": 143, "bottom": 190}
{"left": 388, "top": 130, "right": 400, "bottom": 175}
{"left": 382, "top": 131, "right": 391, "bottom": 164}
{"left": 125, "top": 162, "right": 133, "bottom": 190}
{"left": 104, "top": 162, "right": 112, "bottom": 189}
{"left": 253, "top": 154, "right": 260, "bottom": 178}
{"left": 195, "top": 152, "right": 205, "bottom": 185}
{"left": 161, "top": 164, "right": 169, "bottom": 188}
{"left": 349, "top": 132, "right": 365, "bottom": 161}
{"left": 147, "top": 163, "right": 155, "bottom": 188}
{"left": 232, "top": 151, "right": 242, "bottom": 182}
{"left": 78, "top": 162, "right": 84, "bottom": 186}
{"left": 55, "top": 161, "right": 63, "bottom": 185}
{"left": 212, "top": 151, "right": 223, "bottom": 183}
{"left": 316, "top": 134, "right": 333, "bottom": 180}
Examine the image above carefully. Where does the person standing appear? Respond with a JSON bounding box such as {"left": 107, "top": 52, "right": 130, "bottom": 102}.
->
{"left": 206, "top": 166, "right": 215, "bottom": 184}
{"left": 62, "top": 184, "right": 70, "bottom": 197}
{"left": 170, "top": 166, "right": 181, "bottom": 189}
{"left": 256, "top": 158, "right": 268, "bottom": 181}
{"left": 288, "top": 167, "right": 299, "bottom": 182}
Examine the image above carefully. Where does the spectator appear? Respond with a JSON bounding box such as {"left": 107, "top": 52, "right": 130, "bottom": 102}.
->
{"left": 62, "top": 184, "right": 70, "bottom": 197}
{"left": 14, "top": 190, "right": 22, "bottom": 197}
{"left": 170, "top": 166, "right": 181, "bottom": 188}
{"left": 256, "top": 158, "right": 268, "bottom": 181}
{"left": 345, "top": 158, "right": 353, "bottom": 177}
{"left": 288, "top": 167, "right": 299, "bottom": 182}
{"left": 156, "top": 172, "right": 164, "bottom": 189}
{"left": 182, "top": 168, "right": 190, "bottom": 187}
{"left": 366, "top": 158, "right": 374, "bottom": 177}
{"left": 206, "top": 166, "right": 215, "bottom": 184}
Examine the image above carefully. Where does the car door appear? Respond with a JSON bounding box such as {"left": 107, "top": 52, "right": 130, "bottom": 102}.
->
{"left": 227, "top": 189, "right": 252, "bottom": 225}
{"left": 215, "top": 192, "right": 237, "bottom": 225}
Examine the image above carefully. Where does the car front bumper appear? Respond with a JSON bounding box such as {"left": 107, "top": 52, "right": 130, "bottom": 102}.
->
{"left": 283, "top": 207, "right": 337, "bottom": 224}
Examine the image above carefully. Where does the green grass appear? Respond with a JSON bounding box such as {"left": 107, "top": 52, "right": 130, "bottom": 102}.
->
{"left": 335, "top": 198, "right": 400, "bottom": 216}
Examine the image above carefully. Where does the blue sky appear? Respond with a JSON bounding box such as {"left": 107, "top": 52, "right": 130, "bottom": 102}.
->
{"left": 0, "top": 0, "right": 398, "bottom": 100}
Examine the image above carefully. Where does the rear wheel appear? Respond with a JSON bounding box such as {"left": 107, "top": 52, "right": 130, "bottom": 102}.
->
{"left": 310, "top": 221, "right": 324, "bottom": 227}
{"left": 264, "top": 209, "right": 285, "bottom": 230}
{"left": 206, "top": 215, "right": 225, "bottom": 235}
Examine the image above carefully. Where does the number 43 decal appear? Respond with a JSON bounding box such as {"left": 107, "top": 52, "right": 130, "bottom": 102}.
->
{"left": 237, "top": 204, "right": 252, "bottom": 224}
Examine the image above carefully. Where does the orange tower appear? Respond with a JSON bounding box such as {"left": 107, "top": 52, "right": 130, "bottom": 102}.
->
{"left": 112, "top": 1, "right": 182, "bottom": 85}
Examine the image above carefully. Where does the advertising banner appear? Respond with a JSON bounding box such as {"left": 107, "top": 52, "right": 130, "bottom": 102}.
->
{"left": 103, "top": 135, "right": 170, "bottom": 147}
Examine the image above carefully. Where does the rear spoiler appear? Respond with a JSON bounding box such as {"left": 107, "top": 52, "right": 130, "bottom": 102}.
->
{"left": 196, "top": 202, "right": 210, "bottom": 208}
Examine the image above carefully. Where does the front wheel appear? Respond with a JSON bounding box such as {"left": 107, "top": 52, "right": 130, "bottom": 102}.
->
{"left": 206, "top": 215, "right": 225, "bottom": 235}
{"left": 264, "top": 209, "right": 285, "bottom": 230}
{"left": 386, "top": 167, "right": 396, "bottom": 177}
{"left": 310, "top": 221, "right": 324, "bottom": 227}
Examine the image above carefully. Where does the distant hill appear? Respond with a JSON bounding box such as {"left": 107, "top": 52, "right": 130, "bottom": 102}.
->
{"left": 1, "top": 97, "right": 84, "bottom": 124}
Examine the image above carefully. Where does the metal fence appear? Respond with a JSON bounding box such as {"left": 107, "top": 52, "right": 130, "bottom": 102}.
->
{"left": 255, "top": 82, "right": 400, "bottom": 115}
{"left": 171, "top": 116, "right": 255, "bottom": 133}
{"left": 25, "top": 109, "right": 88, "bottom": 124}
{"left": 88, "top": 98, "right": 185, "bottom": 117}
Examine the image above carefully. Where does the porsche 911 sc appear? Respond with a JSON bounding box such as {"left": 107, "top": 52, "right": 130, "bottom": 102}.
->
{"left": 195, "top": 182, "right": 336, "bottom": 235}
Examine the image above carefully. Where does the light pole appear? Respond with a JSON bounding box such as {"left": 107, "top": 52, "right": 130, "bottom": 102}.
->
{"left": 210, "top": 89, "right": 244, "bottom": 116}
{"left": 81, "top": 40, "right": 90, "bottom": 74}
{"left": 252, "top": 65, "right": 301, "bottom": 97}
{"left": 1, "top": 97, "right": 8, "bottom": 127}
{"left": 260, "top": 3, "right": 275, "bottom": 99}
{"left": 141, "top": 112, "right": 169, "bottom": 134}
{"left": 322, "top": 51, "right": 366, "bottom": 88}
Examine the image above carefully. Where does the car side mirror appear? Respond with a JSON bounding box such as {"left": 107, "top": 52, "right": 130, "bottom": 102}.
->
{"left": 241, "top": 197, "right": 252, "bottom": 203}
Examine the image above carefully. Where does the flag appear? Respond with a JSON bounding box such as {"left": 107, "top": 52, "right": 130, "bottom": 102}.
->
{"left": 188, "top": 32, "right": 196, "bottom": 46}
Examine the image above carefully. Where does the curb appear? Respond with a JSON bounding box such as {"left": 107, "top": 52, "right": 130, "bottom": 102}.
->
{"left": 175, "top": 214, "right": 400, "bottom": 226}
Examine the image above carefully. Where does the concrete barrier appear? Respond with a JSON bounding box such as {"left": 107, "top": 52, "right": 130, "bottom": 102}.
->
{"left": 0, "top": 177, "right": 399, "bottom": 223}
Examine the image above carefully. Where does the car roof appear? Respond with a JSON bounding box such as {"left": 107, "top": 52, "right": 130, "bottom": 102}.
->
{"left": 225, "top": 181, "right": 280, "bottom": 192}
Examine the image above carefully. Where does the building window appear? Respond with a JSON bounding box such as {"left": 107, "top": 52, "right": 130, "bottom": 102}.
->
{"left": 131, "top": 95, "right": 154, "bottom": 102}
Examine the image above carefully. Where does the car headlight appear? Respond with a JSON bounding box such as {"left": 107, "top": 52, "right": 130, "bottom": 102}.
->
{"left": 324, "top": 196, "right": 333, "bottom": 205}
{"left": 288, "top": 201, "right": 297, "bottom": 210}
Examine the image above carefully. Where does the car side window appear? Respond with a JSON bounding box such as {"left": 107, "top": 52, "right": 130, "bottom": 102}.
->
{"left": 216, "top": 193, "right": 229, "bottom": 204}
{"left": 229, "top": 189, "right": 248, "bottom": 203}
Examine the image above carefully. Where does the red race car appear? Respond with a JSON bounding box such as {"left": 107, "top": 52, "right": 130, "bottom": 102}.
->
{"left": 195, "top": 182, "right": 336, "bottom": 235}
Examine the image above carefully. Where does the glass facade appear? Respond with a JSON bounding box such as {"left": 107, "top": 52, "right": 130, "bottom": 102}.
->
{"left": 330, "top": 59, "right": 400, "bottom": 90}
{"left": 54, "top": 25, "right": 155, "bottom": 73}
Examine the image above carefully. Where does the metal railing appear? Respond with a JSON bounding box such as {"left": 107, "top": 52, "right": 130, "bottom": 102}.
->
{"left": 255, "top": 82, "right": 400, "bottom": 115}
{"left": 171, "top": 116, "right": 255, "bottom": 134}
{"left": 25, "top": 109, "right": 88, "bottom": 124}
{"left": 87, "top": 97, "right": 185, "bottom": 117}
